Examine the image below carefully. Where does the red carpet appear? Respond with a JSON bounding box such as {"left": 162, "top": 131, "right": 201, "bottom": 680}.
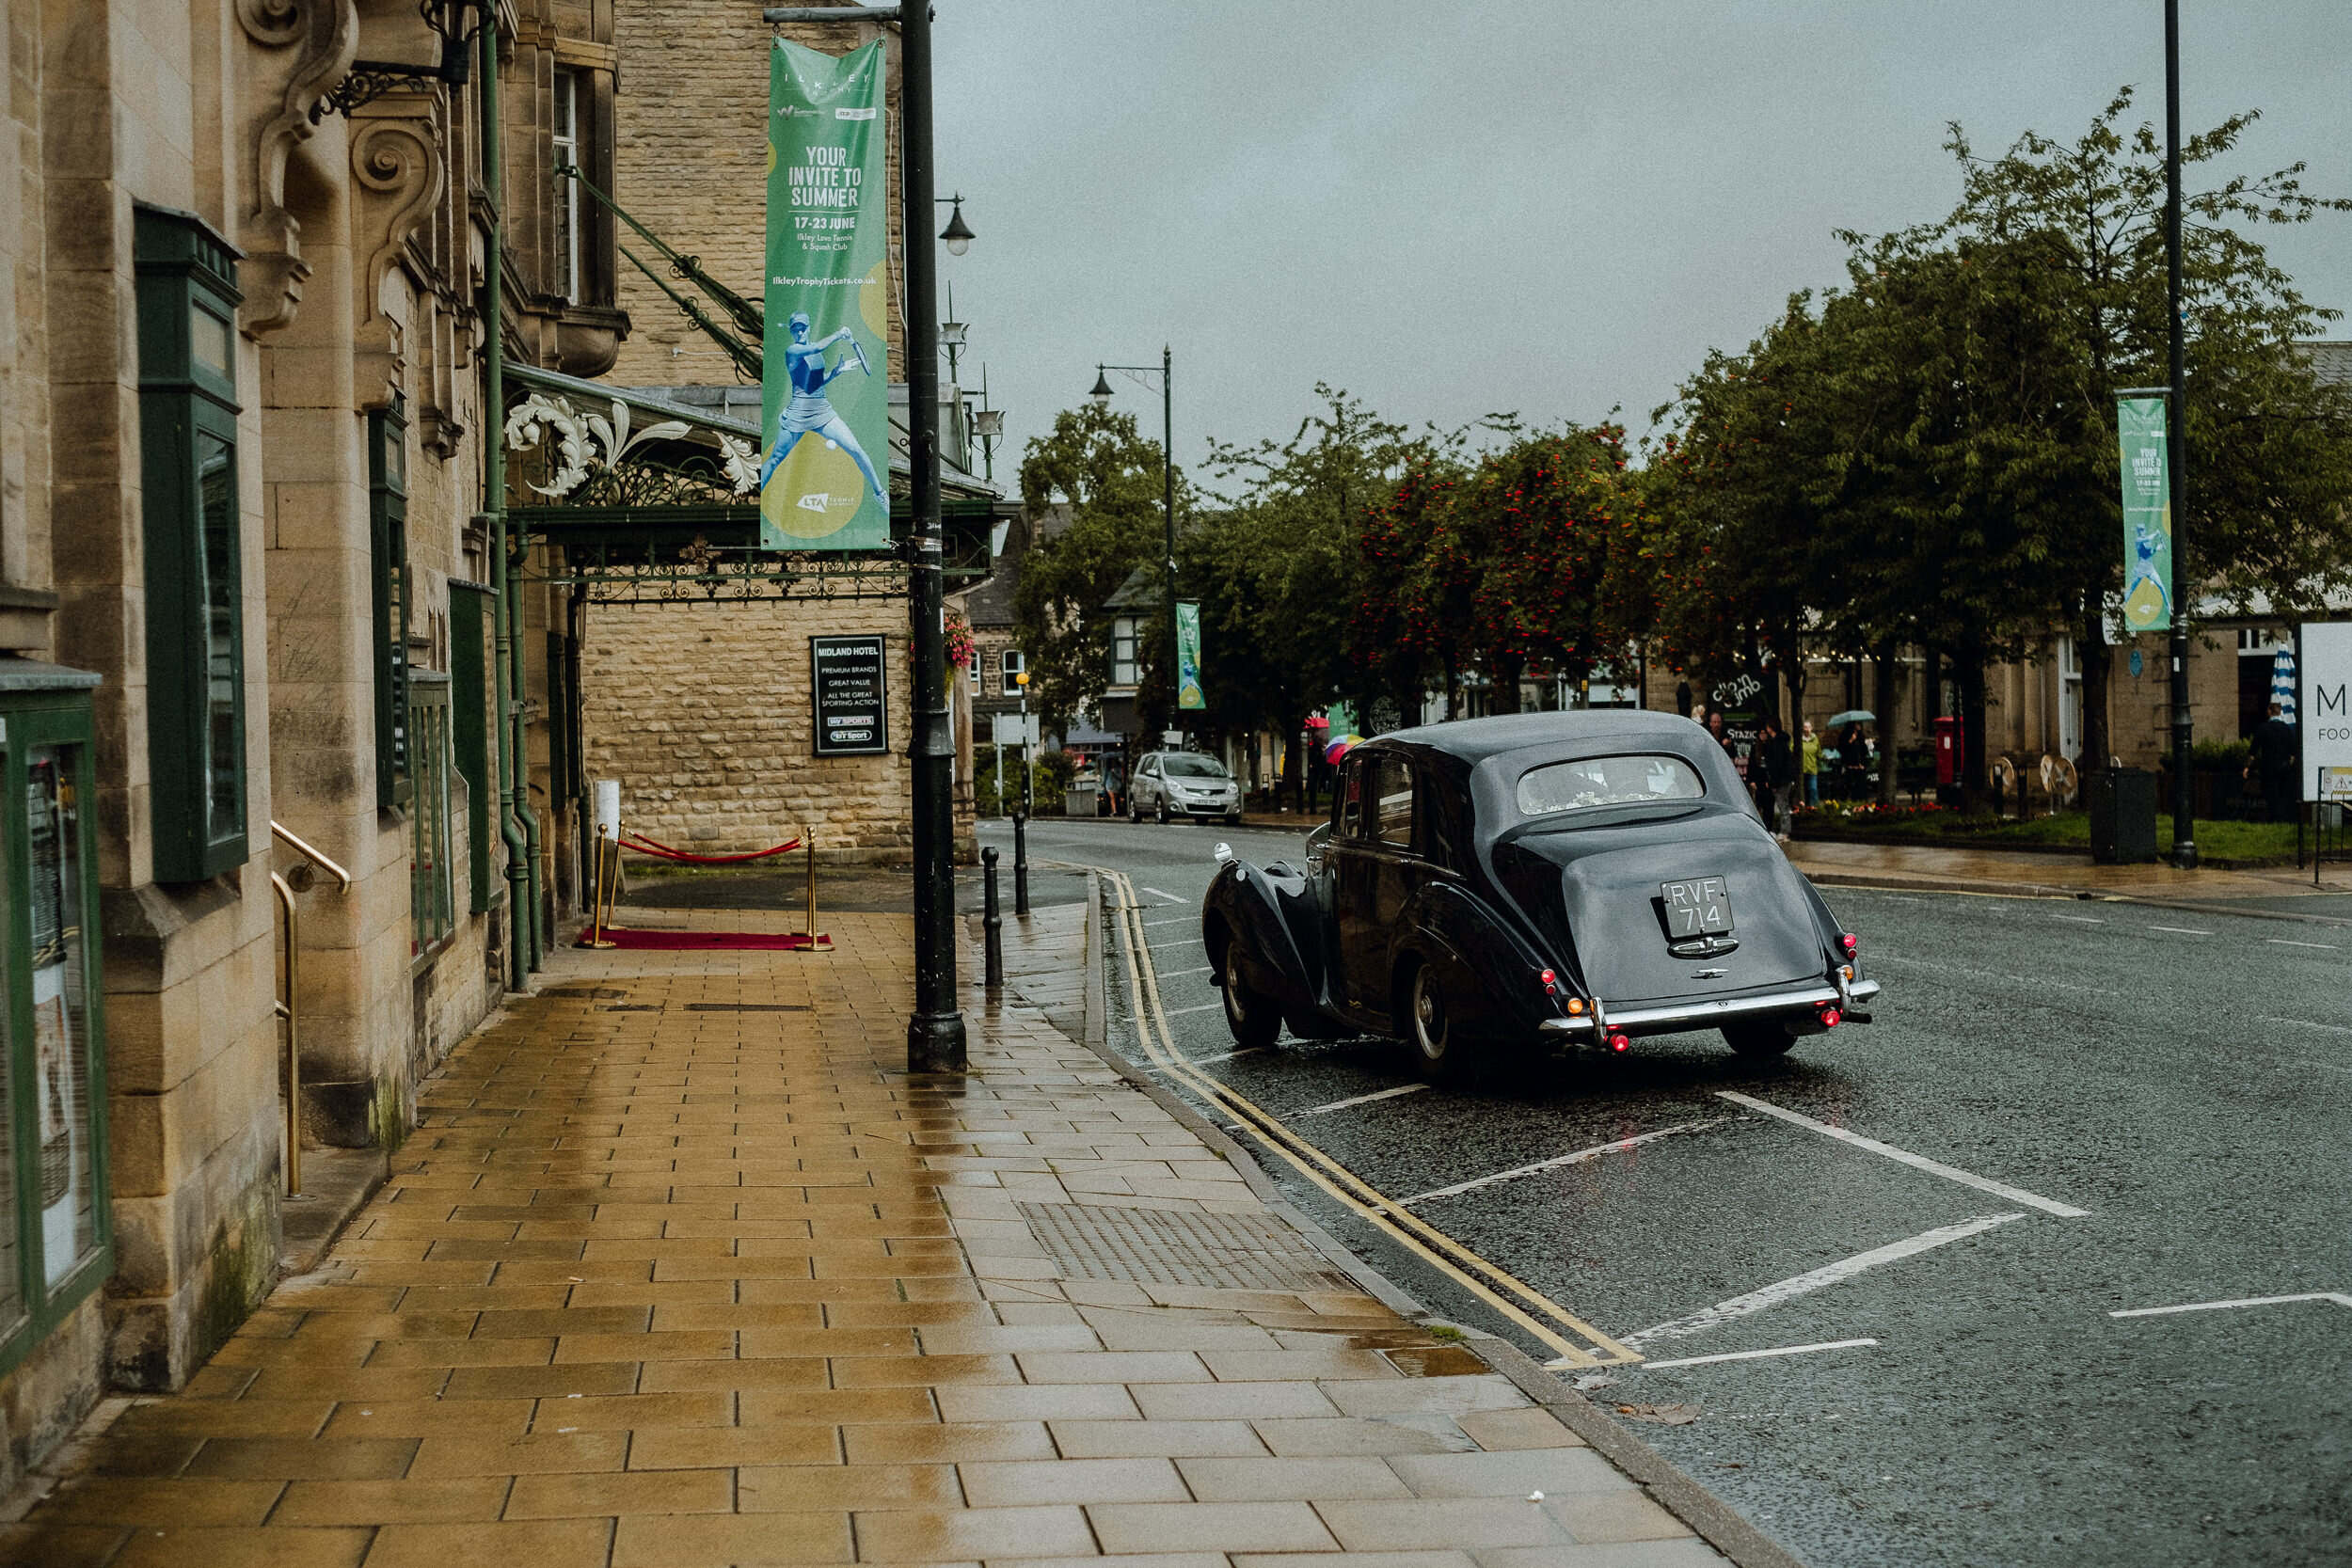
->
{"left": 580, "top": 927, "right": 831, "bottom": 951}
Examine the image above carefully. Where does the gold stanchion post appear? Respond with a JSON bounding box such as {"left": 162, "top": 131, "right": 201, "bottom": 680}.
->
{"left": 803, "top": 827, "right": 831, "bottom": 952}
{"left": 580, "top": 828, "right": 617, "bottom": 948}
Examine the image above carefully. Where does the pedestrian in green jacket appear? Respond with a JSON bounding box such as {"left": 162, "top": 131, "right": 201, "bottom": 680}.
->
{"left": 1800, "top": 720, "right": 1821, "bottom": 808}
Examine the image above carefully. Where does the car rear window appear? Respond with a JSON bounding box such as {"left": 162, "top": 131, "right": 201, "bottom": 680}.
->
{"left": 1516, "top": 754, "right": 1705, "bottom": 817}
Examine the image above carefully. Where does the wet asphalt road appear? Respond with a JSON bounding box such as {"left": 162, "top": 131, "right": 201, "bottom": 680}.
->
{"left": 981, "top": 816, "right": 2352, "bottom": 1568}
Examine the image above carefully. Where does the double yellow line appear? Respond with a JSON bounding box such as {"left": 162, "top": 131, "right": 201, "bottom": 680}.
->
{"left": 1099, "top": 866, "right": 1637, "bottom": 1368}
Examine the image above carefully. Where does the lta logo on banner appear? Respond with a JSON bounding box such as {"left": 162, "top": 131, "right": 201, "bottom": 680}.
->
{"left": 759, "top": 39, "right": 889, "bottom": 551}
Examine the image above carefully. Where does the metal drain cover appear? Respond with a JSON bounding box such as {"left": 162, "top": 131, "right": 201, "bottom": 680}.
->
{"left": 1016, "top": 1201, "right": 1355, "bottom": 1293}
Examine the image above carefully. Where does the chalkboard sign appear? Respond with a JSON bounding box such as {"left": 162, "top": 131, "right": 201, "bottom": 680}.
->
{"left": 810, "top": 635, "right": 889, "bottom": 756}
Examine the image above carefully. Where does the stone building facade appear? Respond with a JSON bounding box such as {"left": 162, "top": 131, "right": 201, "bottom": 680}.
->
{"left": 582, "top": 601, "right": 921, "bottom": 859}
{"left": 0, "top": 0, "right": 613, "bottom": 1494}
{"left": 573, "top": 2, "right": 1000, "bottom": 868}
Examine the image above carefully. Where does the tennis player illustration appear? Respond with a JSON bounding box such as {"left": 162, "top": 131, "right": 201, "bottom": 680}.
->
{"left": 757, "top": 311, "right": 886, "bottom": 503}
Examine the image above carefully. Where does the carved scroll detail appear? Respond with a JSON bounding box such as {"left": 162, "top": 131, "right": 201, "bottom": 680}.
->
{"left": 233, "top": 0, "right": 305, "bottom": 47}
{"left": 352, "top": 116, "right": 446, "bottom": 315}
{"left": 240, "top": 0, "right": 358, "bottom": 335}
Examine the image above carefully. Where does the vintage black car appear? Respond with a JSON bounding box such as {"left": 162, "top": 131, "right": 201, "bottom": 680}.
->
{"left": 1202, "top": 712, "right": 1879, "bottom": 1081}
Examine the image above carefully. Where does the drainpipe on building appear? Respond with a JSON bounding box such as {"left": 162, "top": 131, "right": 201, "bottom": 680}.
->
{"left": 482, "top": 14, "right": 532, "bottom": 987}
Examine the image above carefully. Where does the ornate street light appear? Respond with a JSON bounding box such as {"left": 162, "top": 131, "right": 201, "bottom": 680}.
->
{"left": 1089, "top": 368, "right": 1114, "bottom": 406}
{"left": 939, "top": 195, "right": 976, "bottom": 255}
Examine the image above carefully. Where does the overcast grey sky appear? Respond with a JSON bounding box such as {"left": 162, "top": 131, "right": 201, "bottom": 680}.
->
{"left": 927, "top": 1, "right": 2351, "bottom": 489}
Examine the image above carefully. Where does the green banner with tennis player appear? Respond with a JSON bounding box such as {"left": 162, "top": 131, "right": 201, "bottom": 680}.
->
{"left": 760, "top": 39, "right": 889, "bottom": 550}
{"left": 1176, "top": 601, "right": 1206, "bottom": 710}
{"left": 2115, "top": 395, "right": 2172, "bottom": 632}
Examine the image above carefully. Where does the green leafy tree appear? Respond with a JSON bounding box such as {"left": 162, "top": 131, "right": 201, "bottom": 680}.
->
{"left": 1189, "top": 388, "right": 1416, "bottom": 804}
{"left": 1010, "top": 404, "right": 1184, "bottom": 735}
{"left": 1859, "top": 92, "right": 2352, "bottom": 776}
{"left": 1651, "top": 90, "right": 2352, "bottom": 805}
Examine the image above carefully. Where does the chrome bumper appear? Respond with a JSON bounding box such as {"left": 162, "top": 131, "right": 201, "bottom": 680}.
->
{"left": 1538, "top": 978, "right": 1882, "bottom": 1036}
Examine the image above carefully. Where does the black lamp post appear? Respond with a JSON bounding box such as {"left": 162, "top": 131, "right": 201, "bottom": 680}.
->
{"left": 759, "top": 1, "right": 982, "bottom": 1069}
{"left": 2162, "top": 0, "right": 2196, "bottom": 868}
{"left": 1090, "top": 352, "right": 1179, "bottom": 733}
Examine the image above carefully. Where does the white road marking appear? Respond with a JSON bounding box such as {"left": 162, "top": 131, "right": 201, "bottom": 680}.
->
{"left": 1189, "top": 1047, "right": 1264, "bottom": 1066}
{"left": 2147, "top": 926, "right": 2215, "bottom": 936}
{"left": 2111, "top": 1291, "right": 2352, "bottom": 1319}
{"left": 1161, "top": 1002, "right": 1220, "bottom": 1016}
{"left": 1297, "top": 1083, "right": 1430, "bottom": 1117}
{"left": 1717, "top": 1091, "right": 2090, "bottom": 1218}
{"left": 2266, "top": 939, "right": 2342, "bottom": 951}
{"left": 1141, "top": 916, "right": 1194, "bottom": 927}
{"left": 1391, "top": 1119, "right": 1735, "bottom": 1209}
{"left": 1140, "top": 887, "right": 1185, "bottom": 903}
{"left": 2047, "top": 914, "right": 2106, "bottom": 924}
{"left": 1622, "top": 1213, "right": 2027, "bottom": 1348}
{"left": 1629, "top": 1338, "right": 1882, "bottom": 1371}
{"left": 1869, "top": 953, "right": 2121, "bottom": 998}
{"left": 2257, "top": 1015, "right": 2352, "bottom": 1035}
{"left": 1152, "top": 937, "right": 1205, "bottom": 948}
{"left": 1158, "top": 966, "right": 1213, "bottom": 978}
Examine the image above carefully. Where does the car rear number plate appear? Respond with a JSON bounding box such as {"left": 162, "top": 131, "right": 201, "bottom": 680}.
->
{"left": 1661, "top": 877, "right": 1733, "bottom": 938}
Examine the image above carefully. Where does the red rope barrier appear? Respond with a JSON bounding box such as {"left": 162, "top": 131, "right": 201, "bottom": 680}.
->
{"left": 617, "top": 832, "right": 803, "bottom": 865}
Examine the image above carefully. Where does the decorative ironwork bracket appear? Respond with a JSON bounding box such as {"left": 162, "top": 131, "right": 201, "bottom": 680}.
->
{"left": 312, "top": 0, "right": 488, "bottom": 121}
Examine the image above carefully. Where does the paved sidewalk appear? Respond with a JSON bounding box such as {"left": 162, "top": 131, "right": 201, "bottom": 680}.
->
{"left": 0, "top": 903, "right": 1756, "bottom": 1568}
{"left": 1786, "top": 837, "right": 2352, "bottom": 913}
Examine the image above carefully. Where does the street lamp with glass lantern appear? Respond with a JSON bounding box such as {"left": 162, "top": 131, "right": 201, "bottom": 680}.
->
{"left": 1088, "top": 352, "right": 1178, "bottom": 734}
{"left": 938, "top": 194, "right": 975, "bottom": 256}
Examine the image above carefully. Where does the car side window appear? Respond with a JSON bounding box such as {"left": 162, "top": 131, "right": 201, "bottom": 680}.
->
{"left": 1337, "top": 757, "right": 1367, "bottom": 838}
{"left": 1374, "top": 756, "right": 1414, "bottom": 848}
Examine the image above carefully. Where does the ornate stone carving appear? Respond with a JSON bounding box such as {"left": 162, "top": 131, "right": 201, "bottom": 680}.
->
{"left": 233, "top": 0, "right": 307, "bottom": 47}
{"left": 349, "top": 110, "right": 445, "bottom": 403}
{"left": 240, "top": 0, "right": 358, "bottom": 335}
{"left": 352, "top": 114, "right": 446, "bottom": 310}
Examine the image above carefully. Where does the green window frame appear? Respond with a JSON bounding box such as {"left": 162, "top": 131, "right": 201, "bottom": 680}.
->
{"left": 0, "top": 676, "right": 112, "bottom": 1379}
{"left": 408, "top": 675, "right": 453, "bottom": 960}
{"left": 448, "top": 582, "right": 499, "bottom": 912}
{"left": 134, "top": 202, "right": 249, "bottom": 882}
{"left": 370, "top": 398, "right": 411, "bottom": 810}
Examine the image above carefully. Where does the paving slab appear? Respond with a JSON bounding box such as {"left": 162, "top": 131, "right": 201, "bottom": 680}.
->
{"left": 0, "top": 899, "right": 1773, "bottom": 1567}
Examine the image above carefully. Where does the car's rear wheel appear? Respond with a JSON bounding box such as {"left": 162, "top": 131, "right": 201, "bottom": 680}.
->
{"left": 1128, "top": 793, "right": 1141, "bottom": 823}
{"left": 1154, "top": 797, "right": 1168, "bottom": 825}
{"left": 1722, "top": 1020, "right": 1796, "bottom": 1058}
{"left": 1220, "top": 939, "right": 1280, "bottom": 1050}
{"left": 1405, "top": 961, "right": 1472, "bottom": 1085}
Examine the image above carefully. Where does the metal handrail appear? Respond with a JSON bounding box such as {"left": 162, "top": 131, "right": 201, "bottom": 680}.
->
{"left": 272, "top": 821, "right": 353, "bottom": 889}
{"left": 269, "top": 822, "right": 352, "bottom": 1197}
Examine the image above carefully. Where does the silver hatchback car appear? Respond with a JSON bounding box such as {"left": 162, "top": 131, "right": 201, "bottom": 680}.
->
{"left": 1129, "top": 752, "right": 1242, "bottom": 825}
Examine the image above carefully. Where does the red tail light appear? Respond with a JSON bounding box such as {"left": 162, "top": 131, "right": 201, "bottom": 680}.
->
{"left": 1607, "top": 1031, "right": 1630, "bottom": 1053}
{"left": 1838, "top": 933, "right": 1859, "bottom": 957}
{"left": 1539, "top": 969, "right": 1557, "bottom": 993}
{"left": 1819, "top": 1006, "right": 1842, "bottom": 1029}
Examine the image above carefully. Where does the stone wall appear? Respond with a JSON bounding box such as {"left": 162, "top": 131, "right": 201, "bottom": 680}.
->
{"left": 608, "top": 5, "right": 903, "bottom": 386}
{"left": 582, "top": 596, "right": 946, "bottom": 863}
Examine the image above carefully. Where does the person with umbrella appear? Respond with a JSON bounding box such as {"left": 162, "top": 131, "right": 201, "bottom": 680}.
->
{"left": 1829, "top": 709, "right": 1874, "bottom": 800}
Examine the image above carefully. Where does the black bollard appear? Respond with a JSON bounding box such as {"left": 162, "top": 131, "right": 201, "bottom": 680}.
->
{"left": 1012, "top": 811, "right": 1030, "bottom": 917}
{"left": 982, "top": 847, "right": 1004, "bottom": 991}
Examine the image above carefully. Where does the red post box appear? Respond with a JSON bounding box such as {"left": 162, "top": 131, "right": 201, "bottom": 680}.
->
{"left": 1933, "top": 716, "right": 1965, "bottom": 785}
